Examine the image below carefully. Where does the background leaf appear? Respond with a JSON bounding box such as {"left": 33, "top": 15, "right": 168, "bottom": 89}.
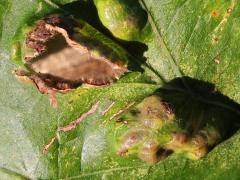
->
{"left": 142, "top": 0, "right": 240, "bottom": 102}
{"left": 0, "top": 0, "right": 240, "bottom": 179}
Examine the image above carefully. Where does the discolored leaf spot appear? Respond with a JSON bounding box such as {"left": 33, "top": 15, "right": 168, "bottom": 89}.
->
{"left": 211, "top": 10, "right": 220, "bottom": 17}
{"left": 116, "top": 95, "right": 176, "bottom": 164}
{"left": 227, "top": 8, "right": 233, "bottom": 14}
{"left": 22, "top": 14, "right": 128, "bottom": 86}
{"left": 13, "top": 14, "right": 132, "bottom": 106}
{"left": 138, "top": 140, "right": 173, "bottom": 165}
{"left": 43, "top": 136, "right": 56, "bottom": 154}
{"left": 213, "top": 57, "right": 220, "bottom": 64}
{"left": 57, "top": 101, "right": 99, "bottom": 133}
{"left": 116, "top": 89, "right": 239, "bottom": 164}
{"left": 118, "top": 129, "right": 147, "bottom": 156}
{"left": 102, "top": 102, "right": 135, "bottom": 125}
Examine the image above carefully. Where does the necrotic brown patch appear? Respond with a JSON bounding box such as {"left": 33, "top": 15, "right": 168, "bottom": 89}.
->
{"left": 23, "top": 15, "right": 127, "bottom": 89}
{"left": 29, "top": 34, "right": 124, "bottom": 86}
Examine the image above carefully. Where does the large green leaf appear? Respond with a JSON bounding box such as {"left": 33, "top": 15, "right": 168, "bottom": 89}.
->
{"left": 0, "top": 0, "right": 240, "bottom": 179}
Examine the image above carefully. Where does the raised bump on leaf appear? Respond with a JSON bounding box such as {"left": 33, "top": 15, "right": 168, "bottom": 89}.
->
{"left": 116, "top": 95, "right": 223, "bottom": 164}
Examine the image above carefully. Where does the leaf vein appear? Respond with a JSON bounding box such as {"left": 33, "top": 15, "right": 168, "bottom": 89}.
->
{"left": 62, "top": 165, "right": 149, "bottom": 179}
{"left": 165, "top": 0, "right": 190, "bottom": 33}
{"left": 140, "top": 0, "right": 192, "bottom": 93}
{"left": 182, "top": 16, "right": 201, "bottom": 54}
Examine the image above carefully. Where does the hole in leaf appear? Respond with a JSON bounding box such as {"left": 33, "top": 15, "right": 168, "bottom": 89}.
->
{"left": 15, "top": 14, "right": 132, "bottom": 95}
{"left": 29, "top": 33, "right": 125, "bottom": 86}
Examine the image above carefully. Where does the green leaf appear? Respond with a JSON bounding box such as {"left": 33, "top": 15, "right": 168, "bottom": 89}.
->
{"left": 141, "top": 0, "right": 240, "bottom": 103}
{"left": 0, "top": 0, "right": 240, "bottom": 179}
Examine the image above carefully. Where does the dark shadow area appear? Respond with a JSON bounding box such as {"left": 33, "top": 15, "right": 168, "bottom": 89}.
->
{"left": 59, "top": 0, "right": 148, "bottom": 72}
{"left": 60, "top": 0, "right": 109, "bottom": 35}
{"left": 157, "top": 76, "right": 240, "bottom": 142}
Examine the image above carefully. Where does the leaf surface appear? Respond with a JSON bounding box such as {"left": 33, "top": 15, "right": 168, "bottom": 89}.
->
{"left": 0, "top": 0, "right": 240, "bottom": 179}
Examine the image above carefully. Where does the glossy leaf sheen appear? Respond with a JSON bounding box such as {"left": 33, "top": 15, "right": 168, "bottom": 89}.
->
{"left": 0, "top": 0, "right": 240, "bottom": 179}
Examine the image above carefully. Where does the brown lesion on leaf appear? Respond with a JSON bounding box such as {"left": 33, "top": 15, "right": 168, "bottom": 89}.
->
{"left": 161, "top": 100, "right": 174, "bottom": 115}
{"left": 43, "top": 102, "right": 99, "bottom": 153}
{"left": 213, "top": 57, "right": 220, "bottom": 64}
{"left": 102, "top": 102, "right": 135, "bottom": 125}
{"left": 138, "top": 96, "right": 175, "bottom": 121}
{"left": 22, "top": 14, "right": 127, "bottom": 85}
{"left": 212, "top": 2, "right": 236, "bottom": 33}
{"left": 211, "top": 35, "right": 219, "bottom": 44}
{"left": 213, "top": 37, "right": 219, "bottom": 42}
{"left": 227, "top": 8, "right": 232, "bottom": 14}
{"left": 138, "top": 140, "right": 173, "bottom": 164}
{"left": 57, "top": 101, "right": 99, "bottom": 132}
{"left": 165, "top": 128, "right": 221, "bottom": 159}
{"left": 110, "top": 102, "right": 135, "bottom": 120}
{"left": 24, "top": 14, "right": 84, "bottom": 60}
{"left": 117, "top": 129, "right": 147, "bottom": 156}
{"left": 15, "top": 69, "right": 73, "bottom": 108}
{"left": 211, "top": 10, "right": 220, "bottom": 17}
{"left": 43, "top": 136, "right": 56, "bottom": 154}
{"left": 101, "top": 101, "right": 116, "bottom": 115}
{"left": 116, "top": 118, "right": 129, "bottom": 125}
{"left": 15, "top": 14, "right": 128, "bottom": 107}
